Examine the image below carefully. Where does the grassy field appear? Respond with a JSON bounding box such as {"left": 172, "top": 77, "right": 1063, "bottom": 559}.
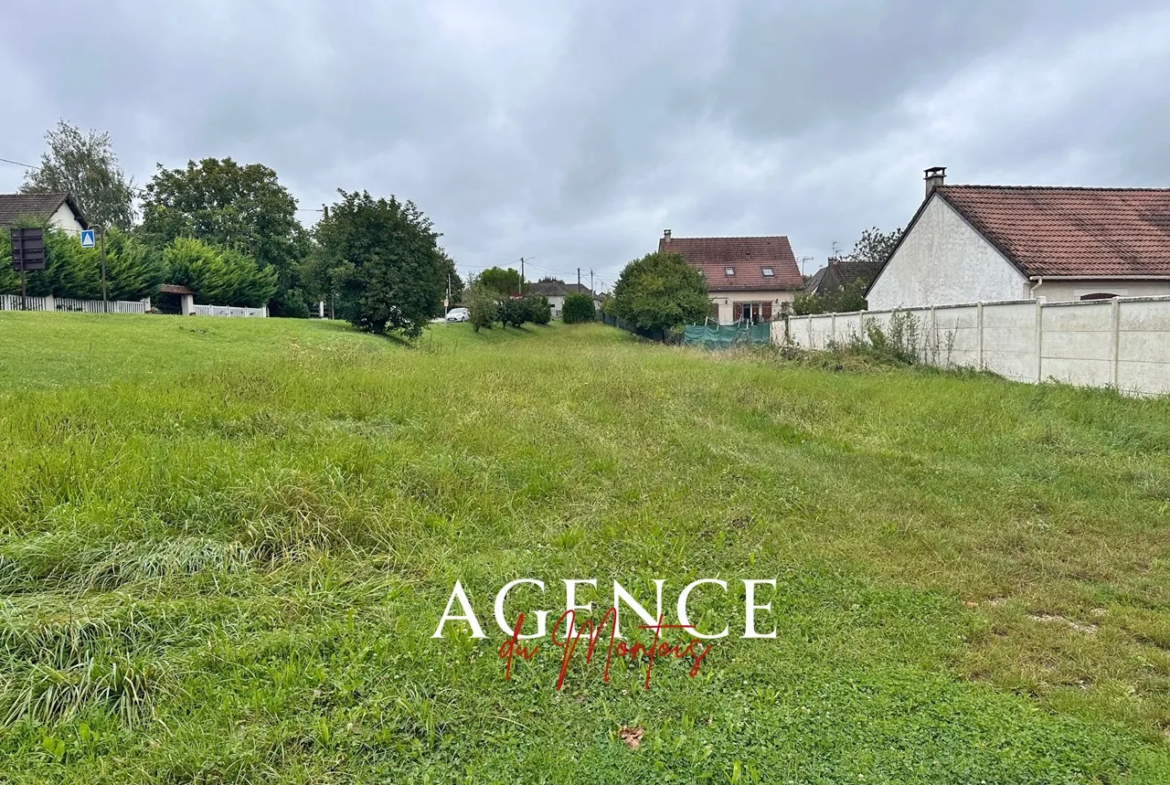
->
{"left": 1, "top": 311, "right": 1169, "bottom": 783}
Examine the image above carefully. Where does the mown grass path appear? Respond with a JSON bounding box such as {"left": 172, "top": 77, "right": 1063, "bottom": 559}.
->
{"left": 1, "top": 312, "right": 1168, "bottom": 783}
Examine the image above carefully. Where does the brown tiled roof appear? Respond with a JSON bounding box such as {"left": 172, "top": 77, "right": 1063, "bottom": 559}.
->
{"left": 658, "top": 235, "right": 803, "bottom": 291}
{"left": 0, "top": 192, "right": 87, "bottom": 229}
{"left": 937, "top": 186, "right": 1170, "bottom": 277}
{"left": 159, "top": 284, "right": 196, "bottom": 295}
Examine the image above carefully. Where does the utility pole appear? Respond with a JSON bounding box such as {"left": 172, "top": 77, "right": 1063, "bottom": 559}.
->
{"left": 446, "top": 272, "right": 452, "bottom": 311}
{"left": 577, "top": 267, "right": 581, "bottom": 288}
{"left": 520, "top": 257, "right": 525, "bottom": 296}
{"left": 589, "top": 269, "right": 593, "bottom": 294}
{"left": 323, "top": 205, "right": 329, "bottom": 219}
{"left": 98, "top": 225, "right": 108, "bottom": 313}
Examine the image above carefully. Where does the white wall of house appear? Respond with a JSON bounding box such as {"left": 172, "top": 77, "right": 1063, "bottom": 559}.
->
{"left": 710, "top": 290, "right": 796, "bottom": 324}
{"left": 1033, "top": 279, "right": 1170, "bottom": 301}
{"left": 49, "top": 203, "right": 85, "bottom": 234}
{"left": 868, "top": 196, "right": 1029, "bottom": 310}
{"left": 546, "top": 295, "right": 565, "bottom": 318}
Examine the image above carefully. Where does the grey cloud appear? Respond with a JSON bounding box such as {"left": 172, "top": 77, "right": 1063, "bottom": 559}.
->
{"left": 2, "top": 1, "right": 1169, "bottom": 284}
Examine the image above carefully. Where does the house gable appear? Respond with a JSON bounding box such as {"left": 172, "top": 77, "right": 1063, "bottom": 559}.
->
{"left": 0, "top": 193, "right": 88, "bottom": 230}
{"left": 867, "top": 194, "right": 1027, "bottom": 310}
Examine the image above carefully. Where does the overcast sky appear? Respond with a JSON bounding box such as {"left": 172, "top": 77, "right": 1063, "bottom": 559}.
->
{"left": 2, "top": 1, "right": 1168, "bottom": 288}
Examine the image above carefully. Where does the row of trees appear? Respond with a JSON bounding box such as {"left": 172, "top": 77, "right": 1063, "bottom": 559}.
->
{"left": 11, "top": 121, "right": 461, "bottom": 335}
{"left": 467, "top": 288, "right": 551, "bottom": 332}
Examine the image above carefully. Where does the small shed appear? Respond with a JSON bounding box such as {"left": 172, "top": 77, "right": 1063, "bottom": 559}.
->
{"left": 157, "top": 284, "right": 196, "bottom": 315}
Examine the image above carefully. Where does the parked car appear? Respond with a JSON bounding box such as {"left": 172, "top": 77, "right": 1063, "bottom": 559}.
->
{"left": 445, "top": 307, "right": 470, "bottom": 322}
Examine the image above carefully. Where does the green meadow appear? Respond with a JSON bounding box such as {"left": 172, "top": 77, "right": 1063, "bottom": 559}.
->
{"left": 1, "top": 311, "right": 1169, "bottom": 783}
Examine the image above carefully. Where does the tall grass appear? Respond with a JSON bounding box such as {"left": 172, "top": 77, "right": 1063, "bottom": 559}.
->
{"left": 0, "top": 312, "right": 1168, "bottom": 782}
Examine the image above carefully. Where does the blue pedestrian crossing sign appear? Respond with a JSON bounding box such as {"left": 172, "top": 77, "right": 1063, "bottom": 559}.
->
{"left": 80, "top": 229, "right": 96, "bottom": 248}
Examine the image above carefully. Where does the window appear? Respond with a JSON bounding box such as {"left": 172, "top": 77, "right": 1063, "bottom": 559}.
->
{"left": 725, "top": 267, "right": 736, "bottom": 276}
{"left": 762, "top": 267, "right": 774, "bottom": 277}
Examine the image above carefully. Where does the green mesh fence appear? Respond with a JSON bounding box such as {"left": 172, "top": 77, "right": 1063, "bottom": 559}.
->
{"left": 682, "top": 322, "right": 772, "bottom": 349}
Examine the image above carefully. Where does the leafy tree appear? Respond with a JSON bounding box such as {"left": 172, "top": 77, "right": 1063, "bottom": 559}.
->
{"left": 794, "top": 278, "right": 870, "bottom": 316}
{"left": 562, "top": 292, "right": 596, "bottom": 323}
{"left": 21, "top": 121, "right": 137, "bottom": 230}
{"left": 610, "top": 252, "right": 710, "bottom": 333}
{"left": 139, "top": 158, "right": 307, "bottom": 315}
{"left": 525, "top": 295, "right": 551, "bottom": 325}
{"left": 163, "top": 237, "right": 277, "bottom": 308}
{"left": 498, "top": 297, "right": 528, "bottom": 328}
{"left": 847, "top": 226, "right": 902, "bottom": 266}
{"left": 314, "top": 190, "right": 446, "bottom": 338}
{"left": 479, "top": 266, "right": 521, "bottom": 297}
{"left": 792, "top": 291, "right": 825, "bottom": 316}
{"left": 467, "top": 284, "right": 498, "bottom": 332}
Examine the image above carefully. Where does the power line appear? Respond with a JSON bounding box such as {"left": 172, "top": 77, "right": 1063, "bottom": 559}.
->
{"left": 0, "top": 156, "right": 40, "bottom": 171}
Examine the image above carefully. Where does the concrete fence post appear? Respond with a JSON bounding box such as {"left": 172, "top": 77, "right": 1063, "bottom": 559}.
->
{"left": 976, "top": 302, "right": 985, "bottom": 370}
{"left": 1111, "top": 298, "right": 1121, "bottom": 389}
{"left": 44, "top": 294, "right": 55, "bottom": 312}
{"left": 807, "top": 315, "right": 813, "bottom": 349}
{"left": 830, "top": 312, "right": 837, "bottom": 344}
{"left": 1035, "top": 297, "right": 1044, "bottom": 383}
{"left": 929, "top": 306, "right": 937, "bottom": 364}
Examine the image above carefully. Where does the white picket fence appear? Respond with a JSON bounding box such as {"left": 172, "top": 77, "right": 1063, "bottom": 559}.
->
{"left": 192, "top": 304, "right": 267, "bottom": 318}
{"left": 778, "top": 295, "right": 1170, "bottom": 396}
{"left": 0, "top": 294, "right": 148, "bottom": 314}
{"left": 0, "top": 294, "right": 266, "bottom": 318}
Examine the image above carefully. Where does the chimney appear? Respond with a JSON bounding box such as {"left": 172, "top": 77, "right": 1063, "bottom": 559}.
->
{"left": 924, "top": 166, "right": 946, "bottom": 198}
{"left": 663, "top": 229, "right": 672, "bottom": 243}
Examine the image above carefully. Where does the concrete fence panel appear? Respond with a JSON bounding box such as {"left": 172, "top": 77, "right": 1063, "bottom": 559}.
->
{"left": 776, "top": 295, "right": 1170, "bottom": 396}
{"left": 1118, "top": 299, "right": 1170, "bottom": 395}
{"left": 1041, "top": 300, "right": 1113, "bottom": 388}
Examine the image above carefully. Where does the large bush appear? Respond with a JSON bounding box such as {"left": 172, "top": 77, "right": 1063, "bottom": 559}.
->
{"left": 467, "top": 284, "right": 498, "bottom": 332}
{"left": 525, "top": 294, "right": 552, "bottom": 325}
{"left": 314, "top": 191, "right": 446, "bottom": 338}
{"left": 163, "top": 237, "right": 278, "bottom": 308}
{"left": 609, "top": 252, "right": 709, "bottom": 333}
{"left": 562, "top": 292, "right": 596, "bottom": 323}
{"left": 498, "top": 297, "right": 528, "bottom": 328}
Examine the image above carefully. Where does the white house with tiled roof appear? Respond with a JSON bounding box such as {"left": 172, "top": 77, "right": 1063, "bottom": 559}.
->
{"left": 867, "top": 168, "right": 1170, "bottom": 310}
{"left": 658, "top": 230, "right": 804, "bottom": 324}
{"left": 0, "top": 193, "right": 88, "bottom": 233}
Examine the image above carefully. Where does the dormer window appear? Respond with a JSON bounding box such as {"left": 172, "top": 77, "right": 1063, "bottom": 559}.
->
{"left": 762, "top": 267, "right": 774, "bottom": 277}
{"left": 725, "top": 267, "right": 735, "bottom": 276}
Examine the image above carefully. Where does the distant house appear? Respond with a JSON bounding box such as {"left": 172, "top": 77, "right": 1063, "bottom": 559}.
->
{"left": 867, "top": 168, "right": 1170, "bottom": 310}
{"left": 805, "top": 257, "right": 883, "bottom": 298}
{"left": 0, "top": 193, "right": 88, "bottom": 233}
{"left": 658, "top": 230, "right": 804, "bottom": 323}
{"left": 527, "top": 279, "right": 600, "bottom": 318}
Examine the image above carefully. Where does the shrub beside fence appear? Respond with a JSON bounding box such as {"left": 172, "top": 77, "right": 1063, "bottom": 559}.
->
{"left": 779, "top": 295, "right": 1170, "bottom": 396}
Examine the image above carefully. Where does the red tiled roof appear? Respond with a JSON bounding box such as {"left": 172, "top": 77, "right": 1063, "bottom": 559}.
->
{"left": 937, "top": 186, "right": 1170, "bottom": 277}
{"left": 658, "top": 235, "right": 803, "bottom": 291}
